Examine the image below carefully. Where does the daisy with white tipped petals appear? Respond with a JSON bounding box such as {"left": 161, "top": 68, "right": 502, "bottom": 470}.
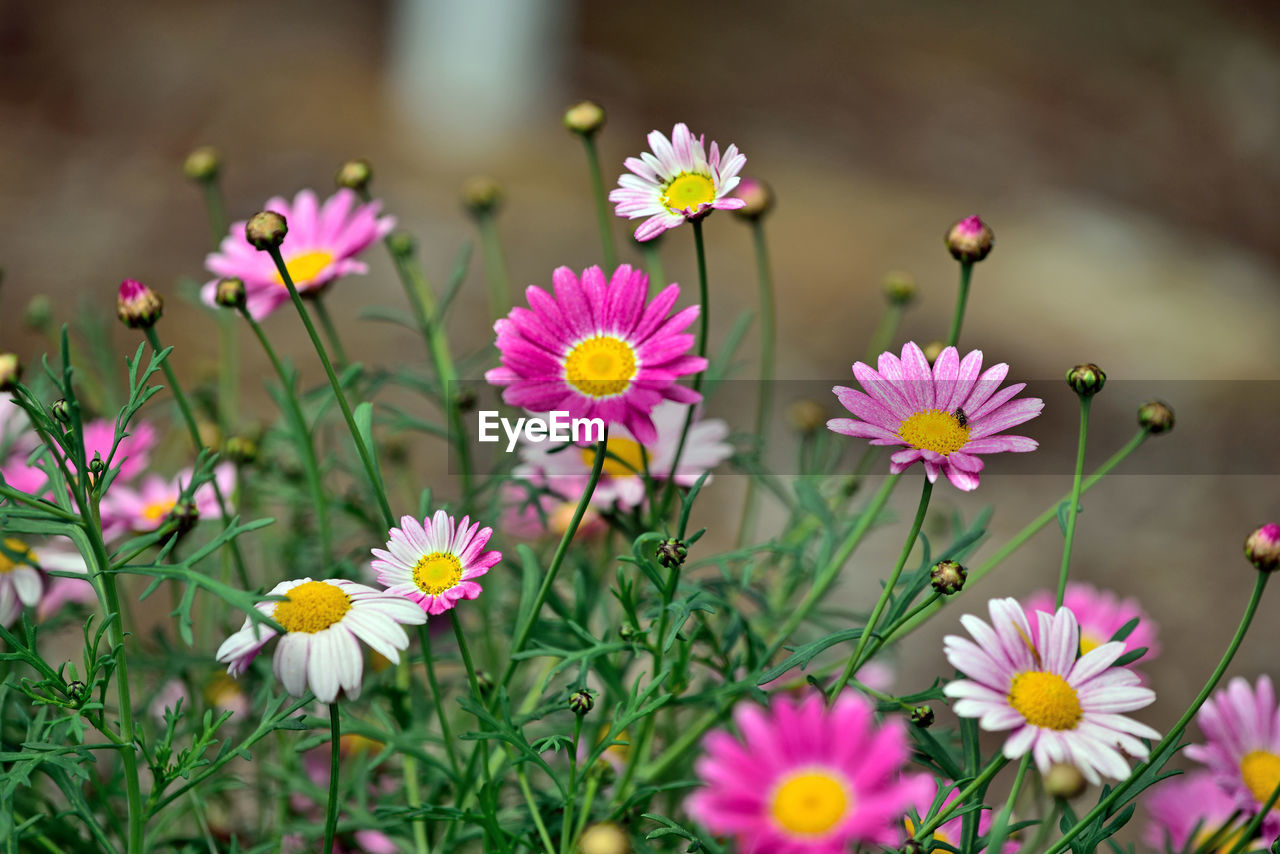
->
{"left": 943, "top": 597, "right": 1160, "bottom": 785}
{"left": 371, "top": 510, "right": 501, "bottom": 616}
{"left": 216, "top": 577, "right": 425, "bottom": 703}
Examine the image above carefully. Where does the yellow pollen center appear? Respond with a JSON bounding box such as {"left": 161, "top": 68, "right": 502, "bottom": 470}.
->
{"left": 275, "top": 250, "right": 335, "bottom": 287}
{"left": 660, "top": 172, "right": 717, "bottom": 214}
{"left": 898, "top": 409, "right": 971, "bottom": 455}
{"left": 770, "top": 770, "right": 851, "bottom": 837}
{"left": 413, "top": 552, "right": 463, "bottom": 595}
{"left": 564, "top": 336, "right": 637, "bottom": 398}
{"left": 903, "top": 817, "right": 951, "bottom": 846}
{"left": 1007, "top": 671, "right": 1083, "bottom": 730}
{"left": 142, "top": 499, "right": 176, "bottom": 523}
{"left": 582, "top": 437, "right": 647, "bottom": 477}
{"left": 1240, "top": 750, "right": 1280, "bottom": 808}
{"left": 1080, "top": 632, "right": 1105, "bottom": 655}
{"left": 273, "top": 581, "right": 352, "bottom": 633}
{"left": 0, "top": 538, "right": 32, "bottom": 574}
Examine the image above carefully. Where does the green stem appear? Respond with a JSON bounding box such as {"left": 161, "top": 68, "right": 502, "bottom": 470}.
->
{"left": 199, "top": 178, "right": 238, "bottom": 434}
{"left": 831, "top": 478, "right": 932, "bottom": 698}
{"left": 866, "top": 303, "right": 905, "bottom": 363}
{"left": 422, "top": 624, "right": 460, "bottom": 779}
{"left": 914, "top": 754, "right": 1008, "bottom": 840}
{"left": 324, "top": 703, "right": 341, "bottom": 854}
{"left": 516, "top": 766, "right": 557, "bottom": 854}
{"left": 640, "top": 240, "right": 665, "bottom": 296}
{"left": 1057, "top": 396, "right": 1091, "bottom": 606}
{"left": 396, "top": 654, "right": 431, "bottom": 854}
{"left": 560, "top": 716, "right": 584, "bottom": 854}
{"left": 581, "top": 134, "right": 618, "bottom": 272}
{"left": 735, "top": 219, "right": 776, "bottom": 548}
{"left": 265, "top": 245, "right": 394, "bottom": 528}
{"left": 142, "top": 326, "right": 249, "bottom": 587}
{"left": 238, "top": 310, "right": 334, "bottom": 566}
{"left": 660, "top": 219, "right": 709, "bottom": 517}
{"left": 199, "top": 180, "right": 228, "bottom": 245}
{"left": 312, "top": 296, "right": 349, "bottom": 369}
{"left": 984, "top": 754, "right": 1031, "bottom": 854}
{"left": 477, "top": 213, "right": 511, "bottom": 319}
{"left": 1045, "top": 570, "right": 1270, "bottom": 853}
{"left": 885, "top": 428, "right": 1150, "bottom": 642}
{"left": 946, "top": 261, "right": 973, "bottom": 347}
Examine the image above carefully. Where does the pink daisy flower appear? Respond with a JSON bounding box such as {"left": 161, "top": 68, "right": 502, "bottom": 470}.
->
{"left": 1024, "top": 582, "right": 1160, "bottom": 668}
{"left": 1186, "top": 676, "right": 1280, "bottom": 836}
{"left": 200, "top": 188, "right": 395, "bottom": 320}
{"left": 1142, "top": 771, "right": 1253, "bottom": 852}
{"left": 0, "top": 538, "right": 41, "bottom": 628}
{"left": 500, "top": 474, "right": 607, "bottom": 541}
{"left": 827, "top": 342, "right": 1043, "bottom": 491}
{"left": 943, "top": 597, "right": 1160, "bottom": 785}
{"left": 371, "top": 510, "right": 501, "bottom": 616}
{"left": 609, "top": 122, "right": 746, "bottom": 241}
{"left": 686, "top": 691, "right": 929, "bottom": 853}
{"left": 100, "top": 464, "right": 235, "bottom": 540}
{"left": 517, "top": 401, "right": 732, "bottom": 509}
{"left": 1, "top": 452, "right": 49, "bottom": 497}
{"left": 485, "top": 264, "right": 707, "bottom": 444}
{"left": 905, "top": 780, "right": 1016, "bottom": 853}
{"left": 216, "top": 577, "right": 425, "bottom": 703}
{"left": 82, "top": 418, "right": 157, "bottom": 482}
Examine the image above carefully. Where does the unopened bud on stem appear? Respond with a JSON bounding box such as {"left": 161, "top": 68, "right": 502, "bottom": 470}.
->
{"left": 335, "top": 159, "right": 372, "bottom": 192}
{"left": 183, "top": 146, "right": 220, "bottom": 183}
{"left": 1066, "top": 363, "right": 1106, "bottom": 397}
{"left": 945, "top": 215, "right": 994, "bottom": 263}
{"left": 1137, "top": 400, "right": 1174, "bottom": 435}
{"left": 563, "top": 100, "right": 606, "bottom": 136}
{"left": 1245, "top": 524, "right": 1280, "bottom": 573}
{"left": 117, "top": 279, "right": 164, "bottom": 329}
{"left": 245, "top": 211, "right": 287, "bottom": 250}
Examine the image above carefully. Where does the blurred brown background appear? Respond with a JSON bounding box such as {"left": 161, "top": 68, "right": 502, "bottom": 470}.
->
{"left": 3, "top": 0, "right": 1280, "bottom": 829}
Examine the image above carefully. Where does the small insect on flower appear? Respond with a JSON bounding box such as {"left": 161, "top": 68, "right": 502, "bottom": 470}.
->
{"left": 952, "top": 406, "right": 968, "bottom": 428}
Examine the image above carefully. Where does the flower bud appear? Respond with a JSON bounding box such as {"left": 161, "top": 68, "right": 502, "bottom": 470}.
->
{"left": 51, "top": 399, "right": 70, "bottom": 423}
{"left": 225, "top": 434, "right": 259, "bottom": 465}
{"left": 1044, "top": 762, "right": 1088, "bottom": 799}
{"left": 883, "top": 271, "right": 916, "bottom": 306}
{"left": 578, "top": 821, "right": 630, "bottom": 854}
{"left": 476, "top": 670, "right": 495, "bottom": 696}
{"left": 462, "top": 175, "right": 503, "bottom": 217}
{"left": 116, "top": 279, "right": 164, "bottom": 329}
{"left": 906, "top": 344, "right": 940, "bottom": 368}
{"left": 87, "top": 454, "right": 106, "bottom": 476}
{"left": 183, "top": 146, "right": 220, "bottom": 183}
{"left": 335, "top": 158, "right": 372, "bottom": 192}
{"left": 1245, "top": 524, "right": 1280, "bottom": 573}
{"left": 563, "top": 100, "right": 606, "bottom": 136}
{"left": 1271, "top": 838, "right": 1280, "bottom": 854}
{"left": 167, "top": 499, "right": 200, "bottom": 536}
{"left": 214, "top": 277, "right": 246, "bottom": 309}
{"left": 910, "top": 705, "right": 934, "bottom": 728}
{"left": 945, "top": 215, "right": 994, "bottom": 263}
{"left": 787, "top": 399, "right": 828, "bottom": 435}
{"left": 569, "top": 689, "right": 595, "bottom": 716}
{"left": 23, "top": 295, "right": 53, "bottom": 332}
{"left": 245, "top": 211, "right": 287, "bottom": 250}
{"left": 731, "top": 177, "right": 774, "bottom": 222}
{"left": 387, "top": 231, "right": 416, "bottom": 258}
{"left": 655, "top": 537, "right": 687, "bottom": 569}
{"left": 930, "top": 560, "right": 967, "bottom": 595}
{"left": 618, "top": 623, "right": 645, "bottom": 642}
{"left": 900, "top": 840, "right": 926, "bottom": 854}
{"left": 67, "top": 680, "right": 89, "bottom": 705}
{"left": 1066, "top": 363, "right": 1106, "bottom": 397}
{"left": 0, "top": 353, "right": 22, "bottom": 392}
{"left": 456, "top": 388, "right": 478, "bottom": 413}
{"left": 1137, "top": 400, "right": 1174, "bottom": 435}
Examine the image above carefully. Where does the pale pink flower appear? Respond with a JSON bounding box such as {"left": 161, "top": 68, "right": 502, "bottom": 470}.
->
{"left": 371, "top": 510, "right": 501, "bottom": 616}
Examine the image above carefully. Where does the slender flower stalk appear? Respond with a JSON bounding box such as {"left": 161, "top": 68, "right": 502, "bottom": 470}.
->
{"left": 261, "top": 239, "right": 394, "bottom": 528}
{"left": 186, "top": 159, "right": 240, "bottom": 433}
{"left": 141, "top": 326, "right": 249, "bottom": 587}
{"left": 735, "top": 215, "right": 777, "bottom": 547}
{"left": 984, "top": 754, "right": 1032, "bottom": 854}
{"left": 312, "top": 297, "right": 349, "bottom": 368}
{"left": 640, "top": 239, "right": 665, "bottom": 298}
{"left": 1044, "top": 570, "right": 1270, "bottom": 853}
{"left": 660, "top": 218, "right": 710, "bottom": 516}
{"left": 912, "top": 754, "right": 1009, "bottom": 841}
{"left": 831, "top": 477, "right": 933, "bottom": 698}
{"left": 947, "top": 261, "right": 972, "bottom": 347}
{"left": 1057, "top": 395, "right": 1092, "bottom": 606}
{"left": 323, "top": 703, "right": 341, "bottom": 854}
{"left": 580, "top": 133, "right": 618, "bottom": 272}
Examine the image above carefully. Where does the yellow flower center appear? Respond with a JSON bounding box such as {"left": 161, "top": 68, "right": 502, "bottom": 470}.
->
{"left": 770, "top": 770, "right": 851, "bottom": 837}
{"left": 564, "top": 336, "right": 637, "bottom": 398}
{"left": 660, "top": 172, "right": 717, "bottom": 215}
{"left": 903, "top": 816, "right": 951, "bottom": 847}
{"left": 582, "top": 437, "right": 647, "bottom": 477}
{"left": 273, "top": 581, "right": 352, "bottom": 633}
{"left": 275, "top": 250, "right": 335, "bottom": 287}
{"left": 142, "top": 499, "right": 176, "bottom": 523}
{"left": 898, "top": 409, "right": 971, "bottom": 456}
{"left": 413, "top": 552, "right": 463, "bottom": 595}
{"left": 0, "top": 538, "right": 32, "bottom": 574}
{"left": 1080, "top": 632, "right": 1105, "bottom": 655}
{"left": 1007, "top": 671, "right": 1083, "bottom": 730}
{"left": 1241, "top": 750, "right": 1280, "bottom": 808}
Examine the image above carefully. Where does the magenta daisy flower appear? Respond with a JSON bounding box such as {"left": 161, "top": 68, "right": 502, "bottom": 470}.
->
{"left": 1186, "top": 676, "right": 1280, "bottom": 834}
{"left": 1142, "top": 771, "right": 1254, "bottom": 852}
{"left": 828, "top": 342, "right": 1043, "bottom": 491}
{"left": 371, "top": 511, "right": 501, "bottom": 616}
{"left": 1024, "top": 582, "right": 1160, "bottom": 667}
{"left": 216, "top": 577, "right": 425, "bottom": 703}
{"left": 943, "top": 597, "right": 1160, "bottom": 784}
{"left": 485, "top": 264, "right": 706, "bottom": 444}
{"left": 609, "top": 122, "right": 746, "bottom": 241}
{"left": 200, "top": 188, "right": 395, "bottom": 320}
{"left": 686, "top": 691, "right": 929, "bottom": 853}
